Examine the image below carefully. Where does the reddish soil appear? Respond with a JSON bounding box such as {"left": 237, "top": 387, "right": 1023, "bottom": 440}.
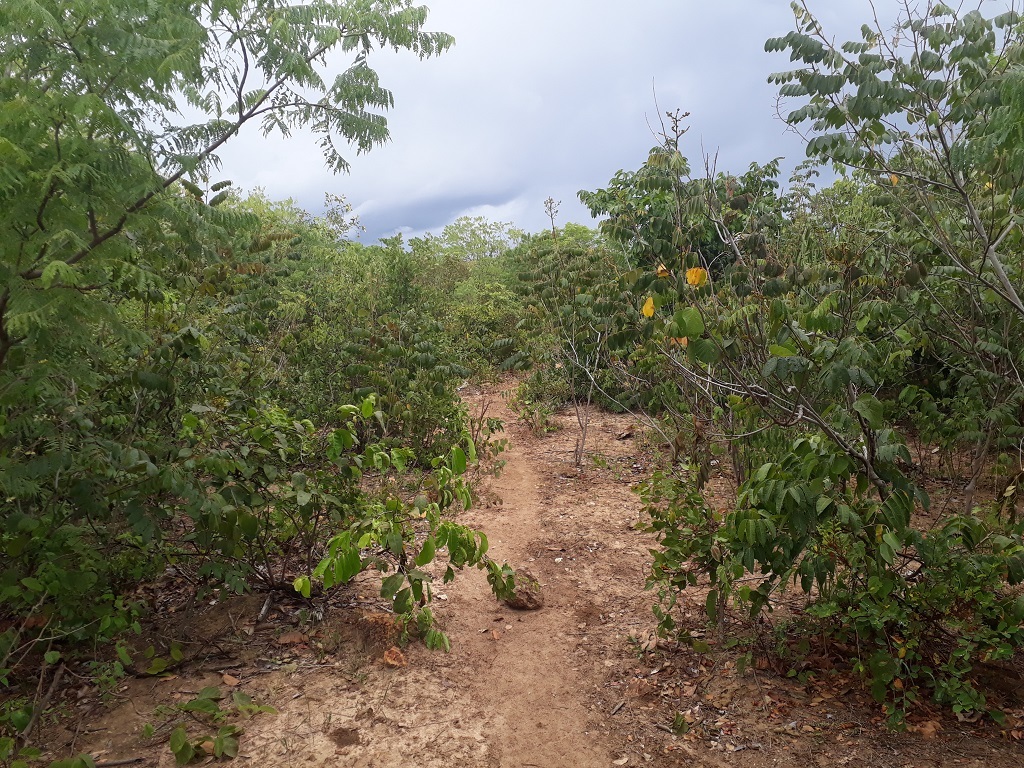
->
{"left": 39, "top": 381, "right": 1024, "bottom": 767}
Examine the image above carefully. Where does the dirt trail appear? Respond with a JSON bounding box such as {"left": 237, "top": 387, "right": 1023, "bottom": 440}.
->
{"left": 53, "top": 381, "right": 1024, "bottom": 767}
{"left": 236, "top": 381, "right": 654, "bottom": 767}
{"left": 432, "top": 389, "right": 620, "bottom": 767}
{"left": 71, "top": 381, "right": 653, "bottom": 768}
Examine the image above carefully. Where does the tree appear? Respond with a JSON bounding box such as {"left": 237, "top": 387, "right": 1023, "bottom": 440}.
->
{"left": 0, "top": 0, "right": 452, "bottom": 372}
{"left": 768, "top": 1, "right": 1024, "bottom": 510}
{"left": 767, "top": 0, "right": 1024, "bottom": 317}
{"left": 413, "top": 216, "right": 526, "bottom": 262}
{"left": 0, "top": 0, "right": 457, "bottom": 660}
{"left": 580, "top": 100, "right": 1024, "bottom": 722}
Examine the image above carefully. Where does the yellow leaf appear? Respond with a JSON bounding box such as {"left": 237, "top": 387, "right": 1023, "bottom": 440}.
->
{"left": 685, "top": 267, "right": 708, "bottom": 287}
{"left": 656, "top": 263, "right": 670, "bottom": 278}
{"left": 641, "top": 296, "right": 655, "bottom": 318}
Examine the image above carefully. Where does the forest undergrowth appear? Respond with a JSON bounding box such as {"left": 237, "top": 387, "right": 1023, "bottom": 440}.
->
{"left": 3, "top": 1, "right": 1024, "bottom": 766}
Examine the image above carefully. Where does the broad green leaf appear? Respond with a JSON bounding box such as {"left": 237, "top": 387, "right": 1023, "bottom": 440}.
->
{"left": 381, "top": 573, "right": 405, "bottom": 599}
{"left": 451, "top": 446, "right": 467, "bottom": 474}
{"left": 361, "top": 396, "right": 375, "bottom": 418}
{"left": 852, "top": 394, "right": 885, "bottom": 430}
{"left": 675, "top": 307, "right": 704, "bottom": 337}
{"left": 415, "top": 536, "right": 436, "bottom": 566}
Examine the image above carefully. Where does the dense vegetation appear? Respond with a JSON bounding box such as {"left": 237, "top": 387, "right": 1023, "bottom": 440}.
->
{"left": 2, "top": 0, "right": 1024, "bottom": 764}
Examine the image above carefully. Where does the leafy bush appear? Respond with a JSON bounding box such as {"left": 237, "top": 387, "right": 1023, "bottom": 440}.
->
{"left": 580, "top": 1, "right": 1024, "bottom": 724}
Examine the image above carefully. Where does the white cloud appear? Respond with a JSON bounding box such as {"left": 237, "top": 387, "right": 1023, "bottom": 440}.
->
{"left": 214, "top": 0, "right": 886, "bottom": 239}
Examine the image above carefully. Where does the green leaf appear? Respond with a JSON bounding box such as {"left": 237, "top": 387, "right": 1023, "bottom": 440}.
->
{"left": 361, "top": 396, "right": 375, "bottom": 418}
{"left": 415, "top": 536, "right": 436, "bottom": 567}
{"left": 239, "top": 512, "right": 259, "bottom": 540}
{"left": 769, "top": 343, "right": 796, "bottom": 357}
{"left": 381, "top": 573, "right": 405, "bottom": 600}
{"left": 451, "top": 445, "right": 467, "bottom": 474}
{"left": 393, "top": 587, "right": 413, "bottom": 614}
{"left": 852, "top": 394, "right": 885, "bottom": 429}
{"left": 220, "top": 736, "right": 239, "bottom": 758}
{"left": 293, "top": 576, "right": 311, "bottom": 598}
{"left": 882, "top": 531, "right": 901, "bottom": 553}
{"left": 675, "top": 307, "right": 705, "bottom": 337}
{"left": 116, "top": 645, "right": 134, "bottom": 666}
{"left": 879, "top": 542, "right": 894, "bottom": 565}
{"left": 688, "top": 337, "right": 719, "bottom": 364}
{"left": 169, "top": 727, "right": 194, "bottom": 766}
{"left": 19, "top": 577, "right": 44, "bottom": 593}
{"left": 179, "top": 697, "right": 220, "bottom": 715}
{"left": 706, "top": 590, "right": 719, "bottom": 624}
{"left": 40, "top": 260, "right": 80, "bottom": 289}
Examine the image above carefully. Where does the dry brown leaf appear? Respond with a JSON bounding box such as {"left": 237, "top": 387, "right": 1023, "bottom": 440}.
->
{"left": 222, "top": 674, "right": 240, "bottom": 687}
{"left": 382, "top": 646, "right": 406, "bottom": 668}
{"left": 910, "top": 720, "right": 941, "bottom": 739}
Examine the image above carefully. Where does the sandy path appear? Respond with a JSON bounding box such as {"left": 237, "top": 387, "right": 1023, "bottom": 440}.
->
{"left": 55, "top": 383, "right": 1024, "bottom": 768}
{"left": 72, "top": 383, "right": 652, "bottom": 768}
{"left": 437, "top": 389, "right": 617, "bottom": 767}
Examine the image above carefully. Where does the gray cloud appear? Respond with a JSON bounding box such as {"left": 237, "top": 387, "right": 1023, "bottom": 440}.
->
{"left": 214, "top": 1, "right": 889, "bottom": 240}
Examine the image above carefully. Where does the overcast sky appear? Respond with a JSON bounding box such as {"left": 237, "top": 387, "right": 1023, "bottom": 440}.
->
{"left": 214, "top": 1, "right": 899, "bottom": 240}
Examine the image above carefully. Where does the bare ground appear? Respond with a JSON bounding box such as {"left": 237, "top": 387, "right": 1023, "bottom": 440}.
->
{"left": 41, "top": 380, "right": 1024, "bottom": 767}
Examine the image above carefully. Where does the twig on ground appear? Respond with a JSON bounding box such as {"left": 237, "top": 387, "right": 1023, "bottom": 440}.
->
{"left": 19, "top": 662, "right": 64, "bottom": 746}
{"left": 257, "top": 595, "right": 273, "bottom": 623}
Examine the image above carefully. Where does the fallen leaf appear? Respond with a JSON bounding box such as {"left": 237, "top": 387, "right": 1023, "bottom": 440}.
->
{"left": 277, "top": 631, "right": 307, "bottom": 645}
{"left": 613, "top": 758, "right": 629, "bottom": 766}
{"left": 221, "top": 674, "right": 240, "bottom": 687}
{"left": 383, "top": 647, "right": 406, "bottom": 668}
{"left": 911, "top": 720, "right": 941, "bottom": 739}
